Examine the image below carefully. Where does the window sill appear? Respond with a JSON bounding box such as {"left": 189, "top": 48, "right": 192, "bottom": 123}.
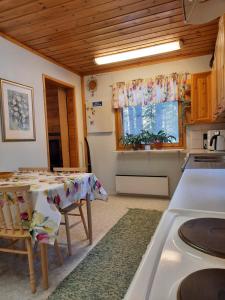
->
{"left": 114, "top": 149, "right": 185, "bottom": 154}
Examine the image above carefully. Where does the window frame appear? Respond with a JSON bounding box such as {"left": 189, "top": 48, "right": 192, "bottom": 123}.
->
{"left": 115, "top": 101, "right": 185, "bottom": 150}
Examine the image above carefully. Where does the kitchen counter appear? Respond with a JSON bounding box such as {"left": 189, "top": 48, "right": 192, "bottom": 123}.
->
{"left": 125, "top": 167, "right": 225, "bottom": 300}
{"left": 185, "top": 148, "right": 225, "bottom": 154}
{"left": 169, "top": 168, "right": 225, "bottom": 213}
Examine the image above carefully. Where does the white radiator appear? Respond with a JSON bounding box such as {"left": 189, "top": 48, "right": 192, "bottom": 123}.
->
{"left": 115, "top": 175, "right": 169, "bottom": 197}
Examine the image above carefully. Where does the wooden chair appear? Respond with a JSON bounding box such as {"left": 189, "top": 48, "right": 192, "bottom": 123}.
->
{"left": 53, "top": 167, "right": 89, "bottom": 256}
{"left": 18, "top": 167, "right": 49, "bottom": 172}
{"left": 0, "top": 185, "right": 36, "bottom": 293}
{"left": 53, "top": 167, "right": 87, "bottom": 173}
{"left": 0, "top": 185, "right": 63, "bottom": 292}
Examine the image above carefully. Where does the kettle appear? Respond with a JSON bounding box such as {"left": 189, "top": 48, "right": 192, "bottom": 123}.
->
{"left": 210, "top": 131, "right": 225, "bottom": 151}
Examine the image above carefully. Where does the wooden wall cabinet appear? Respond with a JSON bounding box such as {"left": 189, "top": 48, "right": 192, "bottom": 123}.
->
{"left": 189, "top": 14, "right": 225, "bottom": 124}
{"left": 212, "top": 15, "right": 225, "bottom": 121}
{"left": 190, "top": 72, "right": 212, "bottom": 123}
{"left": 211, "top": 56, "right": 218, "bottom": 120}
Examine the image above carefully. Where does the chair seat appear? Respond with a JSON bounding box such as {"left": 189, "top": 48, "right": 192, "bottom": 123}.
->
{"left": 59, "top": 201, "right": 83, "bottom": 214}
{"left": 59, "top": 200, "right": 89, "bottom": 256}
{"left": 0, "top": 229, "right": 31, "bottom": 239}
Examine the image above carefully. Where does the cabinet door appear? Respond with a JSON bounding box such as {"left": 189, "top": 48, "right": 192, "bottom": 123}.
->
{"left": 215, "top": 16, "right": 225, "bottom": 113}
{"left": 211, "top": 58, "right": 218, "bottom": 120}
{"left": 191, "top": 72, "right": 212, "bottom": 123}
{"left": 221, "top": 17, "right": 225, "bottom": 104}
{"left": 216, "top": 33, "right": 221, "bottom": 110}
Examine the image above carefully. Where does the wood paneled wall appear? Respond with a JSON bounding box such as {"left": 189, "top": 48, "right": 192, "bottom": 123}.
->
{"left": 67, "top": 88, "right": 79, "bottom": 167}
{"left": 45, "top": 84, "right": 60, "bottom": 134}
{"left": 44, "top": 77, "right": 79, "bottom": 168}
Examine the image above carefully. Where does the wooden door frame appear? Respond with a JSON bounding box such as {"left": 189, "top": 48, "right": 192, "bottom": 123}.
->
{"left": 42, "top": 74, "right": 79, "bottom": 169}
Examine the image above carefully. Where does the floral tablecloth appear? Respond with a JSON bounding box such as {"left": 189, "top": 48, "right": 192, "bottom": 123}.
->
{"left": 0, "top": 172, "right": 108, "bottom": 245}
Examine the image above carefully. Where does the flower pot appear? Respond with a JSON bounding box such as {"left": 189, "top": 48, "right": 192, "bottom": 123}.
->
{"left": 154, "top": 142, "right": 163, "bottom": 149}
{"left": 132, "top": 144, "right": 140, "bottom": 150}
{"left": 144, "top": 144, "right": 151, "bottom": 150}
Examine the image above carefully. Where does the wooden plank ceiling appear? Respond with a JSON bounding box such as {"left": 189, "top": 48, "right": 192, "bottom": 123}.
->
{"left": 0, "top": 0, "right": 218, "bottom": 75}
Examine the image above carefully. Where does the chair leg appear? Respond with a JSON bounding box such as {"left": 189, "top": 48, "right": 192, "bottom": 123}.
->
{"left": 54, "top": 239, "right": 63, "bottom": 265}
{"left": 40, "top": 243, "right": 48, "bottom": 290}
{"left": 26, "top": 238, "right": 36, "bottom": 294}
{"left": 79, "top": 206, "right": 89, "bottom": 239}
{"left": 86, "top": 199, "right": 93, "bottom": 245}
{"left": 64, "top": 213, "right": 72, "bottom": 256}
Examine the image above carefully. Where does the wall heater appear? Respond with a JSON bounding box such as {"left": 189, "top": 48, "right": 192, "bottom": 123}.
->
{"left": 115, "top": 175, "right": 169, "bottom": 197}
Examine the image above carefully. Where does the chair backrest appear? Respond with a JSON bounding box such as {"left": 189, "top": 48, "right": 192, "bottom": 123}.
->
{"left": 19, "top": 167, "right": 49, "bottom": 172}
{"left": 0, "top": 185, "right": 32, "bottom": 236}
{"left": 53, "top": 167, "right": 87, "bottom": 173}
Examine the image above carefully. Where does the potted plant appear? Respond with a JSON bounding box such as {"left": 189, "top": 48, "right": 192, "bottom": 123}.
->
{"left": 120, "top": 133, "right": 141, "bottom": 150}
{"left": 121, "top": 130, "right": 176, "bottom": 150}
{"left": 139, "top": 130, "right": 155, "bottom": 150}
{"left": 153, "top": 130, "right": 176, "bottom": 149}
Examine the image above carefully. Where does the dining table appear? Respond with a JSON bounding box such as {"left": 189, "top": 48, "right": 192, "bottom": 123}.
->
{"left": 0, "top": 170, "right": 108, "bottom": 289}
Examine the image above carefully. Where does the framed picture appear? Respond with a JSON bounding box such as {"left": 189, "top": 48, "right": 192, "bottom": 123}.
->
{"left": 0, "top": 79, "right": 36, "bottom": 141}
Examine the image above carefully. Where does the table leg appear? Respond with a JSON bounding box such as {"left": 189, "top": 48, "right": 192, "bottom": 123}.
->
{"left": 40, "top": 243, "right": 48, "bottom": 290}
{"left": 86, "top": 199, "right": 92, "bottom": 245}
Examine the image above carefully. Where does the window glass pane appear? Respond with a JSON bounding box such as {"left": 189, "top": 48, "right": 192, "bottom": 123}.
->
{"left": 122, "top": 101, "right": 179, "bottom": 143}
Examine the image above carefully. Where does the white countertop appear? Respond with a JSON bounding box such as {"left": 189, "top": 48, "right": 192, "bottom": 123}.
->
{"left": 125, "top": 169, "right": 225, "bottom": 300}
{"left": 185, "top": 149, "right": 225, "bottom": 154}
{"left": 125, "top": 161, "right": 225, "bottom": 300}
{"left": 125, "top": 207, "right": 225, "bottom": 300}
{"left": 169, "top": 168, "right": 225, "bottom": 212}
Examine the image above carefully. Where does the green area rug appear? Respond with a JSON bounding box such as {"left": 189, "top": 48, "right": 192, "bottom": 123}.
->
{"left": 49, "top": 208, "right": 162, "bottom": 300}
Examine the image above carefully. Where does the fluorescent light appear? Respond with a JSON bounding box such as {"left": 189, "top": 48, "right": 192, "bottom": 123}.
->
{"left": 94, "top": 41, "right": 182, "bottom": 65}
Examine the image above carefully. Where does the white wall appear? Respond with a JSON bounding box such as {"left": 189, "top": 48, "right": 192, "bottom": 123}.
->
{"left": 187, "top": 122, "right": 225, "bottom": 149}
{"left": 0, "top": 37, "right": 84, "bottom": 170}
{"left": 84, "top": 55, "right": 212, "bottom": 195}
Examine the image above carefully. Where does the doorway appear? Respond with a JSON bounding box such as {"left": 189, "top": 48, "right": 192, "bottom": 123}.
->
{"left": 43, "top": 75, "right": 79, "bottom": 170}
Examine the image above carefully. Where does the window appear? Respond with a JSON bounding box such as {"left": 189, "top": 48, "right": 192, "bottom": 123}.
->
{"left": 115, "top": 101, "right": 183, "bottom": 149}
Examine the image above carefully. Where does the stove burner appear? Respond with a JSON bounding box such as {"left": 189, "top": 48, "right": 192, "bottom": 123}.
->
{"left": 178, "top": 269, "right": 225, "bottom": 300}
{"left": 178, "top": 218, "right": 225, "bottom": 258}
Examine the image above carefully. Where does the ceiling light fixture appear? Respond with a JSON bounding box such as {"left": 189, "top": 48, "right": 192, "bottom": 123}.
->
{"left": 94, "top": 40, "right": 183, "bottom": 65}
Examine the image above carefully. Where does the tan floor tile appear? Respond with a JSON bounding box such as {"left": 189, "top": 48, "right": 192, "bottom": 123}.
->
{"left": 0, "top": 196, "right": 169, "bottom": 300}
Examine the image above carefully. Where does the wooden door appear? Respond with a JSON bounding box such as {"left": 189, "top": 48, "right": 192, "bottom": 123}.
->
{"left": 191, "top": 72, "right": 212, "bottom": 123}
{"left": 66, "top": 89, "right": 79, "bottom": 167}
{"left": 58, "top": 87, "right": 70, "bottom": 167}
{"left": 44, "top": 75, "right": 79, "bottom": 169}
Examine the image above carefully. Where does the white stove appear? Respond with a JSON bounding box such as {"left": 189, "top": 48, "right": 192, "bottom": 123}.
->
{"left": 125, "top": 168, "right": 225, "bottom": 300}
{"left": 148, "top": 209, "right": 225, "bottom": 300}
{"left": 125, "top": 208, "right": 225, "bottom": 300}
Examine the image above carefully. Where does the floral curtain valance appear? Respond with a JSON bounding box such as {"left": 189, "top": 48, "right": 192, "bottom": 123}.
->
{"left": 112, "top": 73, "right": 190, "bottom": 108}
